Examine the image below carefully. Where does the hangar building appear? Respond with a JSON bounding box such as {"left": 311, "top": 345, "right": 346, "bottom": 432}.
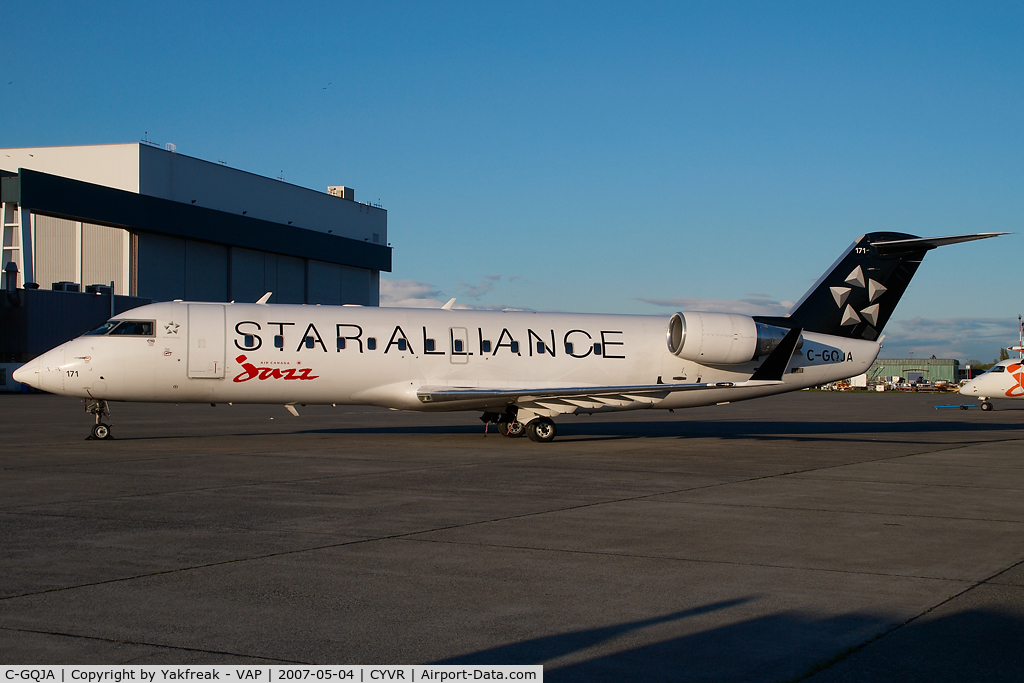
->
{"left": 2, "top": 143, "right": 389, "bottom": 303}
{"left": 1, "top": 143, "right": 391, "bottom": 386}
{"left": 866, "top": 358, "right": 960, "bottom": 385}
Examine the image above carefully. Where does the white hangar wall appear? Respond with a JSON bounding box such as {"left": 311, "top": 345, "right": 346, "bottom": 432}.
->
{"left": 137, "top": 145, "right": 387, "bottom": 244}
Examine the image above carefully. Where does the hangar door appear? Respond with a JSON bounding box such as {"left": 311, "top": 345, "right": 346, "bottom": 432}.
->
{"left": 188, "top": 304, "right": 226, "bottom": 378}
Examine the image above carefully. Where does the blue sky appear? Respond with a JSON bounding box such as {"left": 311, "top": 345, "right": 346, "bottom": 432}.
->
{"left": 3, "top": 2, "right": 1021, "bottom": 362}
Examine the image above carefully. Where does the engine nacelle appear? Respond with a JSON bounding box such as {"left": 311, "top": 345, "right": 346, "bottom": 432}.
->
{"left": 666, "top": 312, "right": 797, "bottom": 365}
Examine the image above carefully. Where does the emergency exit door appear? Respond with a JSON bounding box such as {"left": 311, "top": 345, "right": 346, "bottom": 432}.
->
{"left": 188, "top": 304, "right": 226, "bottom": 378}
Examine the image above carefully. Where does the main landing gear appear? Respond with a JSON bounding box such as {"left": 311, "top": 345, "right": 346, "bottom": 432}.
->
{"left": 85, "top": 399, "right": 114, "bottom": 440}
{"left": 980, "top": 401, "right": 994, "bottom": 411}
{"left": 500, "top": 419, "right": 526, "bottom": 438}
{"left": 481, "top": 411, "right": 558, "bottom": 442}
{"left": 525, "top": 417, "right": 556, "bottom": 443}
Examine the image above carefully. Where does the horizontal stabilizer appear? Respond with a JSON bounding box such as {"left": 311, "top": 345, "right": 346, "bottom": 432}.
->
{"left": 870, "top": 232, "right": 1008, "bottom": 255}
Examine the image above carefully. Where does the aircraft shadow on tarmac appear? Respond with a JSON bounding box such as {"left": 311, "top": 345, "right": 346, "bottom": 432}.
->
{"left": 436, "top": 603, "right": 1024, "bottom": 683}
{"left": 299, "top": 418, "right": 1024, "bottom": 442}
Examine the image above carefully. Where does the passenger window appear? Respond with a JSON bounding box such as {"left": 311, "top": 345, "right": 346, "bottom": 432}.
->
{"left": 425, "top": 339, "right": 436, "bottom": 352}
{"left": 367, "top": 337, "right": 377, "bottom": 350}
{"left": 565, "top": 342, "right": 574, "bottom": 355}
{"left": 594, "top": 343, "right": 602, "bottom": 356}
{"left": 337, "top": 337, "right": 346, "bottom": 350}
{"left": 510, "top": 341, "right": 520, "bottom": 354}
{"left": 481, "top": 340, "right": 492, "bottom": 353}
{"left": 453, "top": 339, "right": 464, "bottom": 353}
{"left": 398, "top": 338, "right": 407, "bottom": 351}
{"left": 304, "top": 336, "right": 315, "bottom": 349}
{"left": 274, "top": 335, "right": 284, "bottom": 349}
{"left": 536, "top": 341, "right": 545, "bottom": 354}
{"left": 244, "top": 335, "right": 255, "bottom": 348}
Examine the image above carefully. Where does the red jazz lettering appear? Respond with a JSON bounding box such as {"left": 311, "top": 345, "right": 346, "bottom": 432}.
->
{"left": 1007, "top": 363, "right": 1024, "bottom": 398}
{"left": 233, "top": 355, "right": 320, "bottom": 383}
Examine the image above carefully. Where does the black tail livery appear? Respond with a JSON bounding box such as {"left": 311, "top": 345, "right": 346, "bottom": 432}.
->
{"left": 755, "top": 232, "right": 1005, "bottom": 340}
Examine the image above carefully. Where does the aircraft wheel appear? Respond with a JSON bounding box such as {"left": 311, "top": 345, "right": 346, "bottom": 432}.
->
{"left": 527, "top": 417, "right": 556, "bottom": 443}
{"left": 981, "top": 401, "right": 993, "bottom": 412}
{"left": 501, "top": 420, "right": 526, "bottom": 438}
{"left": 91, "top": 423, "right": 112, "bottom": 440}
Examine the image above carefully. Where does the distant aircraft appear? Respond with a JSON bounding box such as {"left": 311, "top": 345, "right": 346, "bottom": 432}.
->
{"left": 14, "top": 232, "right": 1004, "bottom": 441}
{"left": 959, "top": 315, "right": 1024, "bottom": 411}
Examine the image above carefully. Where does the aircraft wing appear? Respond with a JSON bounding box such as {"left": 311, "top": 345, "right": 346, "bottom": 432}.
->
{"left": 417, "top": 379, "right": 785, "bottom": 404}
{"left": 416, "top": 379, "right": 785, "bottom": 412}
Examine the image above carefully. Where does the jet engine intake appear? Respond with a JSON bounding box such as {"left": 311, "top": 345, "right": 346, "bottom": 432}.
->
{"left": 666, "top": 312, "right": 798, "bottom": 365}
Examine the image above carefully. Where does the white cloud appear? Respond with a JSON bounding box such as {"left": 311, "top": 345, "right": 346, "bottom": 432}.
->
{"left": 637, "top": 296, "right": 794, "bottom": 316}
{"left": 379, "top": 277, "right": 526, "bottom": 311}
{"left": 457, "top": 274, "right": 502, "bottom": 298}
{"left": 379, "top": 278, "right": 449, "bottom": 308}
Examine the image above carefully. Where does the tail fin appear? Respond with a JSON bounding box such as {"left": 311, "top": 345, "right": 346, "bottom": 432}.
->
{"left": 755, "top": 232, "right": 1005, "bottom": 340}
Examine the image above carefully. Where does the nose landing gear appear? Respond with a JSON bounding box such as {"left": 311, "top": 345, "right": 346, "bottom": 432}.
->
{"left": 85, "top": 399, "right": 114, "bottom": 440}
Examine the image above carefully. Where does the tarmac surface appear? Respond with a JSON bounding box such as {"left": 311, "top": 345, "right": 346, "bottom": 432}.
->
{"left": 1, "top": 391, "right": 1022, "bottom": 681}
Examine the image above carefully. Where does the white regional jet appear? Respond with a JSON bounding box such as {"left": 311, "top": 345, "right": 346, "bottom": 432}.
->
{"left": 959, "top": 316, "right": 1024, "bottom": 411}
{"left": 14, "top": 232, "right": 1003, "bottom": 442}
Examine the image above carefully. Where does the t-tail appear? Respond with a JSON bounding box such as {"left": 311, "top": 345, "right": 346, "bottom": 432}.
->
{"left": 755, "top": 232, "right": 1006, "bottom": 340}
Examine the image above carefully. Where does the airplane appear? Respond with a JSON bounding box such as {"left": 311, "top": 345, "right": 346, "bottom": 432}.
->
{"left": 13, "top": 231, "right": 1005, "bottom": 442}
{"left": 958, "top": 315, "right": 1024, "bottom": 411}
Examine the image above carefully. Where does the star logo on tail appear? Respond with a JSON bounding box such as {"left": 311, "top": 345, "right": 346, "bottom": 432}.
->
{"left": 835, "top": 266, "right": 888, "bottom": 326}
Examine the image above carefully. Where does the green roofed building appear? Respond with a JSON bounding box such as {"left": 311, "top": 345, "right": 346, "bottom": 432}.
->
{"left": 867, "top": 358, "right": 960, "bottom": 384}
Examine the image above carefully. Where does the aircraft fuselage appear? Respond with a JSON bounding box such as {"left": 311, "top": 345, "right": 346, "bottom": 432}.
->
{"left": 23, "top": 301, "right": 878, "bottom": 413}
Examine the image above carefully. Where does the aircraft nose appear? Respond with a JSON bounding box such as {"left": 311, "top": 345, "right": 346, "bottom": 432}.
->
{"left": 959, "top": 383, "right": 977, "bottom": 396}
{"left": 12, "top": 357, "right": 41, "bottom": 388}
{"left": 14, "top": 347, "right": 66, "bottom": 392}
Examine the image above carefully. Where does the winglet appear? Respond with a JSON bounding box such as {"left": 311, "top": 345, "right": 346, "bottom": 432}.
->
{"left": 441, "top": 298, "right": 456, "bottom": 310}
{"left": 256, "top": 292, "right": 273, "bottom": 304}
{"left": 750, "top": 327, "right": 802, "bottom": 382}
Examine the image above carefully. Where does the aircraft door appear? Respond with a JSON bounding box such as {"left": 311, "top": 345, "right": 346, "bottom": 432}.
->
{"left": 450, "top": 327, "right": 469, "bottom": 364}
{"left": 187, "top": 304, "right": 226, "bottom": 378}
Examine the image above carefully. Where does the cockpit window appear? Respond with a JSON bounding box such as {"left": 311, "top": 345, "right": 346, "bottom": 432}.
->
{"left": 85, "top": 320, "right": 155, "bottom": 336}
{"left": 988, "top": 365, "right": 1005, "bottom": 373}
{"left": 85, "top": 321, "right": 120, "bottom": 335}
{"left": 109, "top": 320, "right": 155, "bottom": 336}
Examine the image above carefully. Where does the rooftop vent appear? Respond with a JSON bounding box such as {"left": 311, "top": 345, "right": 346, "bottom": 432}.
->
{"left": 328, "top": 186, "right": 355, "bottom": 201}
